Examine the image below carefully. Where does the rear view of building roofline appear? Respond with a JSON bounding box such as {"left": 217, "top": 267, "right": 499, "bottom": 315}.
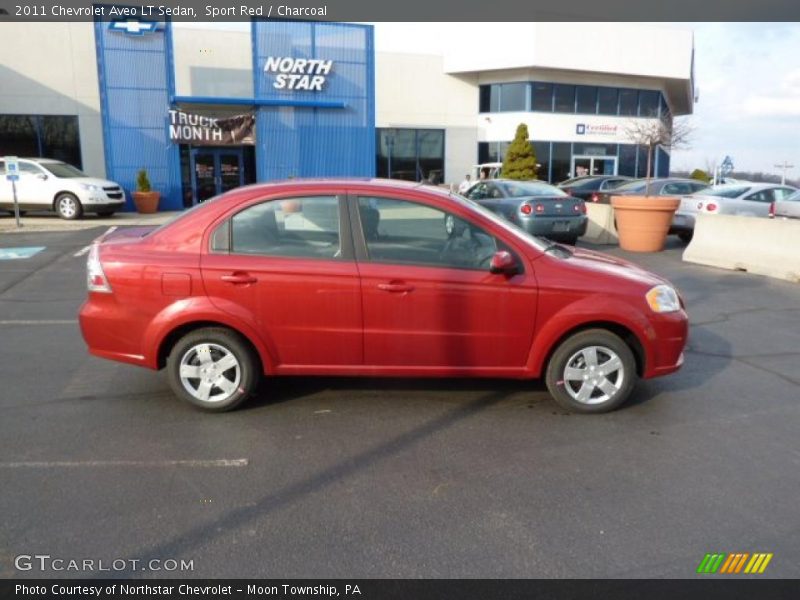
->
{"left": 0, "top": 21, "right": 694, "bottom": 211}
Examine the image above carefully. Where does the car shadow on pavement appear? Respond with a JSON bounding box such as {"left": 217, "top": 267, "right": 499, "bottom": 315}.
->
{"left": 100, "top": 388, "right": 514, "bottom": 577}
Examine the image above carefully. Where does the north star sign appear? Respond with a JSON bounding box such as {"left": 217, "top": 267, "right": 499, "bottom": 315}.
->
{"left": 263, "top": 57, "right": 333, "bottom": 91}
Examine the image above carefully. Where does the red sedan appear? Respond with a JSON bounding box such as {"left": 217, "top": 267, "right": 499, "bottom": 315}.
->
{"left": 79, "top": 179, "right": 687, "bottom": 413}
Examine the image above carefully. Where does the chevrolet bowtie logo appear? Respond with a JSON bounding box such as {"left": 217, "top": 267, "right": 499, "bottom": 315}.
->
{"left": 109, "top": 19, "right": 159, "bottom": 35}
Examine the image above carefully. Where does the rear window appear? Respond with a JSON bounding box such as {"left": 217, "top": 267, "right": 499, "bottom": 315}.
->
{"left": 785, "top": 190, "right": 800, "bottom": 202}
{"left": 500, "top": 181, "right": 567, "bottom": 198}
{"left": 613, "top": 180, "right": 648, "bottom": 193}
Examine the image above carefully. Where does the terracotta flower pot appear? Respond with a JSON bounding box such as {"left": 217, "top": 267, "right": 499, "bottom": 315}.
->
{"left": 280, "top": 199, "right": 302, "bottom": 213}
{"left": 132, "top": 191, "right": 160, "bottom": 214}
{"left": 611, "top": 195, "right": 680, "bottom": 252}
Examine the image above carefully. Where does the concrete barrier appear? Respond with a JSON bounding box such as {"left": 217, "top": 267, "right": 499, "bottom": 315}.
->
{"left": 683, "top": 213, "right": 800, "bottom": 283}
{"left": 580, "top": 202, "right": 618, "bottom": 245}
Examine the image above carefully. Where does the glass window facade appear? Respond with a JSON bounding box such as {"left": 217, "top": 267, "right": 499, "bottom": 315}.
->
{"left": 531, "top": 82, "right": 553, "bottom": 112}
{"left": 477, "top": 140, "right": 668, "bottom": 184}
{"left": 553, "top": 84, "right": 576, "bottom": 113}
{"left": 0, "top": 115, "right": 82, "bottom": 168}
{"left": 576, "top": 86, "right": 598, "bottom": 114}
{"left": 376, "top": 128, "right": 445, "bottom": 184}
{"left": 479, "top": 82, "right": 666, "bottom": 118}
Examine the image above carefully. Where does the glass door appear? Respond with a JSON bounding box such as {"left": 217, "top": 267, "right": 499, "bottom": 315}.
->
{"left": 218, "top": 152, "right": 244, "bottom": 194}
{"left": 591, "top": 157, "right": 617, "bottom": 176}
{"left": 190, "top": 148, "right": 245, "bottom": 204}
{"left": 571, "top": 155, "right": 618, "bottom": 178}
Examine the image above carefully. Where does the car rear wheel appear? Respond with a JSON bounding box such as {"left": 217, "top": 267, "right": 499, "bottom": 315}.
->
{"left": 545, "top": 329, "right": 637, "bottom": 413}
{"left": 167, "top": 327, "right": 260, "bottom": 412}
{"left": 678, "top": 231, "right": 693, "bottom": 243}
{"left": 55, "top": 193, "right": 83, "bottom": 220}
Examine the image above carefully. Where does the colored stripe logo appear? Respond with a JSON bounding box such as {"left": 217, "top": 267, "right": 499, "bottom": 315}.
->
{"left": 697, "top": 553, "right": 773, "bottom": 574}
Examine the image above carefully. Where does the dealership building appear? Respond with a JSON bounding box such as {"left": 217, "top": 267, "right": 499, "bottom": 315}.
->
{"left": 0, "top": 20, "right": 695, "bottom": 211}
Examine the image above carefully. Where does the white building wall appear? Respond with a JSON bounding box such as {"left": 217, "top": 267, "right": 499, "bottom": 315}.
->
{"left": 375, "top": 52, "right": 479, "bottom": 185}
{"left": 0, "top": 23, "right": 105, "bottom": 177}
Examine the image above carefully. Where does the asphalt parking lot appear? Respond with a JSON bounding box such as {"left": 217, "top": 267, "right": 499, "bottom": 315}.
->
{"left": 1, "top": 224, "right": 799, "bottom": 579}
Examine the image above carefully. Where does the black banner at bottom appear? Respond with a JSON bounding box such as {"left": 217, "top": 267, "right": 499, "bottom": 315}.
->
{"left": 4, "top": 579, "right": 800, "bottom": 600}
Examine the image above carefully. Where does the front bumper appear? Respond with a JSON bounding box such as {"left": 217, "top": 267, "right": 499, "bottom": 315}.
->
{"left": 82, "top": 198, "right": 125, "bottom": 213}
{"left": 642, "top": 309, "right": 689, "bottom": 379}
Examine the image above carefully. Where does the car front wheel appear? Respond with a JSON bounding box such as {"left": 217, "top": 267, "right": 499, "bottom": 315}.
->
{"left": 166, "top": 327, "right": 260, "bottom": 412}
{"left": 545, "top": 329, "right": 637, "bottom": 413}
{"left": 55, "top": 193, "right": 83, "bottom": 220}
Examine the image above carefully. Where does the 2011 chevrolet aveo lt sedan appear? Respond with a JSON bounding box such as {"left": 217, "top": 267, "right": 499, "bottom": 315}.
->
{"left": 79, "top": 180, "right": 688, "bottom": 413}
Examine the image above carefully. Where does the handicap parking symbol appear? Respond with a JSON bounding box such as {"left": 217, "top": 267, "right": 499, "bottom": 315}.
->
{"left": 0, "top": 246, "right": 46, "bottom": 260}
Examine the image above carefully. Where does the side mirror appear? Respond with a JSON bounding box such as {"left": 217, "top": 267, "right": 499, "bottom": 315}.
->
{"left": 36, "top": 173, "right": 47, "bottom": 181}
{"left": 489, "top": 250, "right": 518, "bottom": 275}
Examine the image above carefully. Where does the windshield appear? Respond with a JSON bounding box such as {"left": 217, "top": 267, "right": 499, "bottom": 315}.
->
{"left": 40, "top": 162, "right": 87, "bottom": 178}
{"left": 500, "top": 181, "right": 567, "bottom": 197}
{"left": 704, "top": 186, "right": 751, "bottom": 198}
{"left": 451, "top": 191, "right": 553, "bottom": 251}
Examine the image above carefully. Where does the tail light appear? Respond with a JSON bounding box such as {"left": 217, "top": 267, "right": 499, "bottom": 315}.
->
{"left": 705, "top": 203, "right": 718, "bottom": 213}
{"left": 768, "top": 202, "right": 775, "bottom": 218}
{"left": 590, "top": 193, "right": 599, "bottom": 203}
{"left": 520, "top": 204, "right": 533, "bottom": 215}
{"left": 574, "top": 203, "right": 587, "bottom": 214}
{"left": 87, "top": 244, "right": 112, "bottom": 293}
{"left": 535, "top": 203, "right": 545, "bottom": 214}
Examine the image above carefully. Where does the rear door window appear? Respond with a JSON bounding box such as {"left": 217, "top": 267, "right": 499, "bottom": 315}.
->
{"left": 228, "top": 196, "right": 342, "bottom": 259}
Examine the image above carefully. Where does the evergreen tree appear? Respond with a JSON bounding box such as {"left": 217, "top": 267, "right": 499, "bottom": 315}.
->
{"left": 502, "top": 124, "right": 538, "bottom": 180}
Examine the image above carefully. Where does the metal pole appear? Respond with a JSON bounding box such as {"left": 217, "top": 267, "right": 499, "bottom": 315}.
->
{"left": 774, "top": 161, "right": 794, "bottom": 185}
{"left": 11, "top": 179, "right": 21, "bottom": 228}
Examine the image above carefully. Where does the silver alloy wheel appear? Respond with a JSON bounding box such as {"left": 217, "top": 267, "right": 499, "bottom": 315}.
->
{"left": 562, "top": 345, "right": 624, "bottom": 405}
{"left": 58, "top": 195, "right": 77, "bottom": 218}
{"left": 179, "top": 343, "right": 241, "bottom": 404}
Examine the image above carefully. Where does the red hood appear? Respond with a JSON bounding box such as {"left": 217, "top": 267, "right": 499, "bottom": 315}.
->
{"left": 547, "top": 245, "right": 669, "bottom": 289}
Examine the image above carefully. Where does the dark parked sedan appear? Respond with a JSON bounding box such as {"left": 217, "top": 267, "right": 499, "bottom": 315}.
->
{"left": 594, "top": 178, "right": 710, "bottom": 204}
{"left": 557, "top": 175, "right": 633, "bottom": 203}
{"left": 464, "top": 179, "right": 587, "bottom": 244}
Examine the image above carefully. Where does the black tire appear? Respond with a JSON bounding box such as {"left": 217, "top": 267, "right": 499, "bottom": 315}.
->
{"left": 677, "top": 231, "right": 693, "bottom": 243}
{"left": 166, "top": 327, "right": 260, "bottom": 412}
{"left": 54, "top": 193, "right": 83, "bottom": 220}
{"left": 545, "top": 328, "right": 637, "bottom": 414}
{"left": 96, "top": 210, "right": 116, "bottom": 217}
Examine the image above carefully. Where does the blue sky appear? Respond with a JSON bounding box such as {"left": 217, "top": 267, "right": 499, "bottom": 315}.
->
{"left": 671, "top": 22, "right": 800, "bottom": 176}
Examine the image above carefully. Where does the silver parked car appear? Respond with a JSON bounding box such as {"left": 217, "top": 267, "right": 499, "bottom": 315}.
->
{"left": 464, "top": 179, "right": 587, "bottom": 244}
{"left": 672, "top": 183, "right": 798, "bottom": 241}
{"left": 773, "top": 189, "right": 800, "bottom": 219}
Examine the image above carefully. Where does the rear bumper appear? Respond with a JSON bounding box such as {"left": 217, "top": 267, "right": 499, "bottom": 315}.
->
{"left": 521, "top": 215, "right": 588, "bottom": 238}
{"left": 79, "top": 298, "right": 150, "bottom": 369}
{"left": 670, "top": 212, "right": 696, "bottom": 233}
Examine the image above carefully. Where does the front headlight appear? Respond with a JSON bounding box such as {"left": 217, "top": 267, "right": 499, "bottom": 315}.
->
{"left": 646, "top": 284, "right": 681, "bottom": 313}
{"left": 80, "top": 183, "right": 101, "bottom": 192}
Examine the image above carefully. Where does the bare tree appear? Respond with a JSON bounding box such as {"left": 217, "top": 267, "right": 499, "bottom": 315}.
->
{"left": 624, "top": 116, "right": 693, "bottom": 195}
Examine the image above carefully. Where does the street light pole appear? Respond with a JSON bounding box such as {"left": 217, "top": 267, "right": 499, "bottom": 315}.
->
{"left": 774, "top": 160, "right": 795, "bottom": 185}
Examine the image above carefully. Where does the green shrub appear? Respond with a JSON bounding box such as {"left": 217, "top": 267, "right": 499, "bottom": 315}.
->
{"left": 502, "top": 124, "right": 538, "bottom": 180}
{"left": 136, "top": 169, "right": 152, "bottom": 193}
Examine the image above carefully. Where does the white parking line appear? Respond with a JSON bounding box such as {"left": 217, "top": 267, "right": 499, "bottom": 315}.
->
{"left": 73, "top": 226, "right": 117, "bottom": 257}
{"left": 0, "top": 459, "right": 249, "bottom": 468}
{"left": 0, "top": 320, "right": 78, "bottom": 325}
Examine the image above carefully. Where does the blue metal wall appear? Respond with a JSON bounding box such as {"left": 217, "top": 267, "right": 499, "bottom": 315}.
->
{"left": 94, "top": 19, "right": 182, "bottom": 211}
{"left": 251, "top": 21, "right": 375, "bottom": 181}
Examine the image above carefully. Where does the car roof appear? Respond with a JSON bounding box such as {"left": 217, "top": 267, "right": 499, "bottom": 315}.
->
{"left": 228, "top": 177, "right": 455, "bottom": 199}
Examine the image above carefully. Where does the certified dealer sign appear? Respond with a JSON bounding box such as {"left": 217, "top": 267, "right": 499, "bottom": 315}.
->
{"left": 263, "top": 57, "right": 333, "bottom": 91}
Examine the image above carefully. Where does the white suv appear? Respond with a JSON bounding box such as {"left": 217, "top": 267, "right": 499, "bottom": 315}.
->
{"left": 0, "top": 158, "right": 125, "bottom": 219}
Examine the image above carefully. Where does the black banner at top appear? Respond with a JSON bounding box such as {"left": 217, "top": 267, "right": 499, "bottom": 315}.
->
{"left": 1, "top": 0, "right": 800, "bottom": 21}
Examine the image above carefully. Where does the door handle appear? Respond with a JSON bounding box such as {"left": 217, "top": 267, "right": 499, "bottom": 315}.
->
{"left": 377, "top": 282, "right": 414, "bottom": 293}
{"left": 221, "top": 272, "right": 257, "bottom": 285}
